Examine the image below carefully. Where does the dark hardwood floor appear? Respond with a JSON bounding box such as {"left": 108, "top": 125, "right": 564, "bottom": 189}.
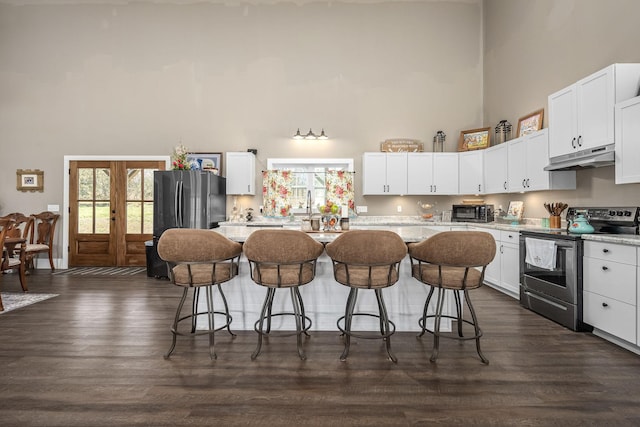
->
{"left": 2, "top": 270, "right": 640, "bottom": 426}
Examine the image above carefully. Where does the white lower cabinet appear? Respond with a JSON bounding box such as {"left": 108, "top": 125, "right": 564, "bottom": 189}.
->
{"left": 471, "top": 228, "right": 519, "bottom": 299}
{"left": 583, "top": 241, "right": 637, "bottom": 345}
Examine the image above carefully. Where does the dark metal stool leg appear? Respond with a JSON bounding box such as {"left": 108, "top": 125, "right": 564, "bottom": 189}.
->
{"left": 340, "top": 288, "right": 358, "bottom": 361}
{"left": 430, "top": 287, "right": 446, "bottom": 363}
{"left": 217, "top": 284, "right": 236, "bottom": 337}
{"left": 290, "top": 287, "right": 306, "bottom": 360}
{"left": 205, "top": 285, "right": 217, "bottom": 360}
{"left": 454, "top": 290, "right": 464, "bottom": 338}
{"left": 191, "top": 288, "right": 199, "bottom": 333}
{"left": 252, "top": 288, "right": 275, "bottom": 360}
{"left": 295, "top": 287, "right": 311, "bottom": 337}
{"left": 464, "top": 289, "right": 489, "bottom": 364}
{"left": 375, "top": 289, "right": 397, "bottom": 363}
{"left": 165, "top": 287, "right": 189, "bottom": 359}
{"left": 418, "top": 286, "right": 435, "bottom": 338}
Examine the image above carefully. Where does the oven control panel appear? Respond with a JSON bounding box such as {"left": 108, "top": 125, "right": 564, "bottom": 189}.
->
{"left": 567, "top": 207, "right": 639, "bottom": 222}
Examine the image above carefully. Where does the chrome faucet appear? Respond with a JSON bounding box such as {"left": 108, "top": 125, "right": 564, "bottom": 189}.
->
{"left": 306, "top": 190, "right": 312, "bottom": 219}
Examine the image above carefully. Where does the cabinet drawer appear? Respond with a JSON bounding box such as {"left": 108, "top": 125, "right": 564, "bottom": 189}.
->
{"left": 584, "top": 241, "right": 636, "bottom": 264}
{"left": 583, "top": 257, "right": 637, "bottom": 303}
{"left": 583, "top": 291, "right": 636, "bottom": 344}
{"left": 500, "top": 230, "right": 519, "bottom": 243}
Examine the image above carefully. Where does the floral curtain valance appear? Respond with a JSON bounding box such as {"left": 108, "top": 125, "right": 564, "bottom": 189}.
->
{"left": 325, "top": 170, "right": 354, "bottom": 213}
{"left": 262, "top": 170, "right": 294, "bottom": 217}
{"left": 262, "top": 169, "right": 354, "bottom": 218}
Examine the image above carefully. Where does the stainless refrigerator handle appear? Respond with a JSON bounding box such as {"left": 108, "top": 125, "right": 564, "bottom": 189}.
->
{"left": 177, "top": 181, "right": 184, "bottom": 228}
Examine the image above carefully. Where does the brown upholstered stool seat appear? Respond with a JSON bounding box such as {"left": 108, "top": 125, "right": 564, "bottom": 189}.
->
{"left": 157, "top": 228, "right": 242, "bottom": 360}
{"left": 243, "top": 229, "right": 324, "bottom": 360}
{"left": 408, "top": 231, "right": 496, "bottom": 364}
{"left": 325, "top": 230, "right": 407, "bottom": 362}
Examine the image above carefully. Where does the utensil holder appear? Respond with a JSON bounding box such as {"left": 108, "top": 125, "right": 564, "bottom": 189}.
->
{"left": 549, "top": 215, "right": 561, "bottom": 229}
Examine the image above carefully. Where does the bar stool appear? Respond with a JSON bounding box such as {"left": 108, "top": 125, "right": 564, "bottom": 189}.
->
{"left": 243, "top": 229, "right": 324, "bottom": 360}
{"left": 408, "top": 231, "right": 496, "bottom": 364}
{"left": 157, "top": 228, "right": 242, "bottom": 360}
{"left": 325, "top": 230, "right": 407, "bottom": 362}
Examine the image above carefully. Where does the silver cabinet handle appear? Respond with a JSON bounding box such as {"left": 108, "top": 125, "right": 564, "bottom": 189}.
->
{"left": 571, "top": 137, "right": 577, "bottom": 149}
{"left": 503, "top": 181, "right": 507, "bottom": 190}
{"left": 526, "top": 178, "right": 530, "bottom": 188}
{"left": 578, "top": 135, "right": 582, "bottom": 147}
{"left": 522, "top": 179, "right": 526, "bottom": 188}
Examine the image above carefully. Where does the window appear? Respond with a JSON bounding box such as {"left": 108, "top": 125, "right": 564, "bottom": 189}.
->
{"left": 264, "top": 158, "right": 354, "bottom": 217}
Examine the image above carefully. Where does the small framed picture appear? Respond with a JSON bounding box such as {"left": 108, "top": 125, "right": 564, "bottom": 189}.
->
{"left": 517, "top": 108, "right": 544, "bottom": 137}
{"left": 186, "top": 152, "right": 222, "bottom": 174}
{"left": 458, "top": 127, "right": 491, "bottom": 152}
{"left": 16, "top": 169, "right": 44, "bottom": 192}
{"left": 507, "top": 201, "right": 524, "bottom": 220}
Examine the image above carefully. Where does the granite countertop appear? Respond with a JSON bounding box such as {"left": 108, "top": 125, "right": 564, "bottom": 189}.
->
{"left": 215, "top": 223, "right": 440, "bottom": 243}
{"left": 219, "top": 216, "right": 640, "bottom": 247}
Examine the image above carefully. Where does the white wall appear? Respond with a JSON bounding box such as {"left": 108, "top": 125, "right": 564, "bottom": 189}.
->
{"left": 482, "top": 0, "right": 640, "bottom": 218}
{"left": 0, "top": 0, "right": 483, "bottom": 220}
{"left": 4, "top": 0, "right": 640, "bottom": 236}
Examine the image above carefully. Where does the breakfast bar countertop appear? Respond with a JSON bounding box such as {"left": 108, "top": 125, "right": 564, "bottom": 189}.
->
{"left": 219, "top": 216, "right": 640, "bottom": 247}
{"left": 214, "top": 223, "right": 441, "bottom": 243}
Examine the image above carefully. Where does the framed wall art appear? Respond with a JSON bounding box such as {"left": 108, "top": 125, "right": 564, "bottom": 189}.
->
{"left": 458, "top": 127, "right": 491, "bottom": 152}
{"left": 186, "top": 152, "right": 222, "bottom": 174}
{"left": 16, "top": 169, "right": 44, "bottom": 192}
{"left": 517, "top": 108, "right": 544, "bottom": 137}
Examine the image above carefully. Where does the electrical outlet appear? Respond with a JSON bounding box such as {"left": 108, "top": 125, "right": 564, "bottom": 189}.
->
{"left": 397, "top": 205, "right": 402, "bottom": 213}
{"left": 356, "top": 206, "right": 368, "bottom": 214}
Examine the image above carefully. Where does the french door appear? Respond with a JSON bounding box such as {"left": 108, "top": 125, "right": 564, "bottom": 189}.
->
{"left": 69, "top": 160, "right": 165, "bottom": 267}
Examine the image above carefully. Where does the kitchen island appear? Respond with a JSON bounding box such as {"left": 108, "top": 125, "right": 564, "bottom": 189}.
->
{"left": 206, "top": 223, "right": 446, "bottom": 332}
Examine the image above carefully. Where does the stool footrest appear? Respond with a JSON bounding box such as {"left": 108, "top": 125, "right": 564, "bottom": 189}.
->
{"left": 253, "top": 312, "right": 312, "bottom": 338}
{"left": 171, "top": 311, "right": 233, "bottom": 336}
{"left": 418, "top": 314, "right": 483, "bottom": 341}
{"left": 337, "top": 313, "right": 396, "bottom": 340}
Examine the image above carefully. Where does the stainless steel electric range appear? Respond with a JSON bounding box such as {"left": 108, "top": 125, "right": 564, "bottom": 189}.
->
{"left": 519, "top": 207, "right": 640, "bottom": 331}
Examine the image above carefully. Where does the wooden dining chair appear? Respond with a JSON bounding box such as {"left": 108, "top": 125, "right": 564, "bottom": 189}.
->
{"left": 0, "top": 218, "right": 29, "bottom": 311}
{"left": 0, "top": 213, "right": 33, "bottom": 241}
{"left": 25, "top": 211, "right": 59, "bottom": 270}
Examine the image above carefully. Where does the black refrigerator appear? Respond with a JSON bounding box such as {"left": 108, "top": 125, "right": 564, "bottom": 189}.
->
{"left": 147, "top": 170, "right": 227, "bottom": 278}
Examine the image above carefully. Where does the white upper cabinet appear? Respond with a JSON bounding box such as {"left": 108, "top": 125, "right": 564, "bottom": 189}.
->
{"left": 362, "top": 152, "right": 407, "bottom": 195}
{"left": 483, "top": 143, "right": 508, "bottom": 194}
{"left": 431, "top": 153, "right": 459, "bottom": 195}
{"left": 458, "top": 150, "right": 484, "bottom": 195}
{"left": 363, "top": 152, "right": 458, "bottom": 196}
{"left": 507, "top": 130, "right": 576, "bottom": 192}
{"left": 548, "top": 63, "right": 640, "bottom": 159}
{"left": 226, "top": 152, "right": 256, "bottom": 195}
{"left": 407, "top": 153, "right": 433, "bottom": 195}
{"left": 615, "top": 96, "right": 640, "bottom": 184}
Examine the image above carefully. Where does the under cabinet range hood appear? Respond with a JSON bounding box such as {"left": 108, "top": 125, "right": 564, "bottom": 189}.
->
{"left": 543, "top": 144, "right": 615, "bottom": 171}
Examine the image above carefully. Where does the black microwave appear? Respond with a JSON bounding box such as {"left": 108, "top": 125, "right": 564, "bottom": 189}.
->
{"left": 452, "top": 204, "right": 494, "bottom": 223}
